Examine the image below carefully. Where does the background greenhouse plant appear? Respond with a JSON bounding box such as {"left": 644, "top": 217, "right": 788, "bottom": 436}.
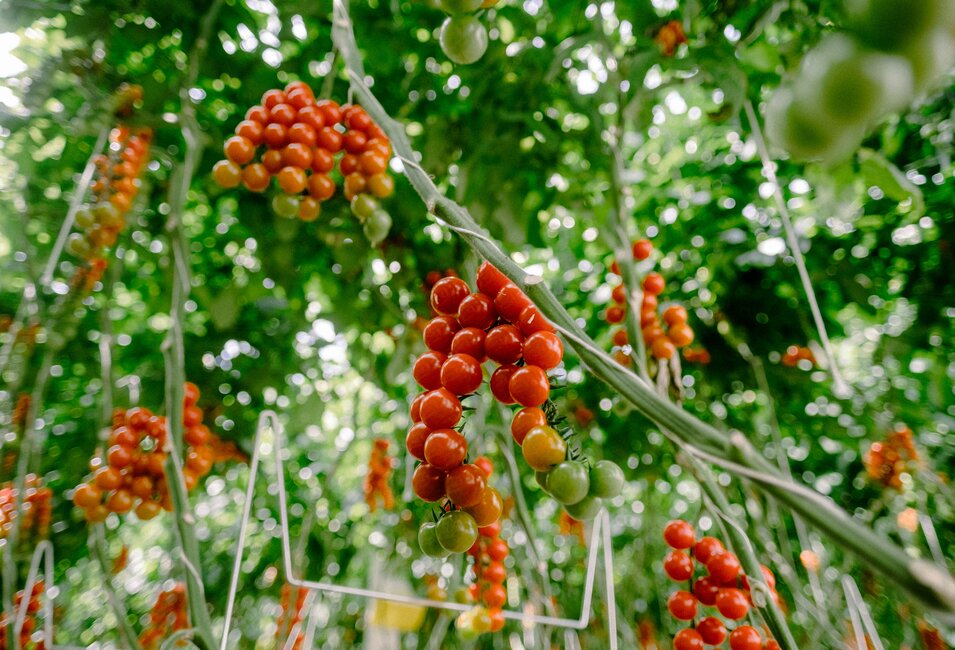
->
{"left": 0, "top": 0, "right": 953, "bottom": 648}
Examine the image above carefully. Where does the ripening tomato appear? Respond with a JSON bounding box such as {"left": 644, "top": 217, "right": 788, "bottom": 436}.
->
{"left": 486, "top": 537, "right": 509, "bottom": 561}
{"left": 450, "top": 327, "right": 486, "bottom": 360}
{"left": 343, "top": 173, "right": 366, "bottom": 200}
{"left": 347, "top": 107, "right": 374, "bottom": 131}
{"left": 242, "top": 164, "right": 270, "bottom": 192}
{"left": 246, "top": 105, "right": 270, "bottom": 123}
{"left": 260, "top": 149, "right": 283, "bottom": 174}
{"left": 651, "top": 337, "right": 676, "bottom": 360}
{"left": 269, "top": 103, "right": 297, "bottom": 126}
{"left": 73, "top": 483, "right": 102, "bottom": 508}
{"left": 494, "top": 284, "right": 532, "bottom": 323}
{"left": 693, "top": 576, "right": 719, "bottom": 606}
{"left": 485, "top": 325, "right": 523, "bottom": 365}
{"left": 465, "top": 486, "right": 503, "bottom": 526}
{"left": 431, "top": 277, "right": 470, "bottom": 315}
{"left": 263, "top": 123, "right": 288, "bottom": 149}
{"left": 339, "top": 153, "right": 360, "bottom": 176}
{"left": 360, "top": 151, "right": 389, "bottom": 175}
{"left": 317, "top": 126, "right": 343, "bottom": 152}
{"left": 632, "top": 238, "right": 653, "bottom": 260}
{"left": 423, "top": 315, "right": 460, "bottom": 353}
{"left": 410, "top": 392, "right": 426, "bottom": 423}
{"left": 473, "top": 456, "right": 493, "bottom": 478}
{"left": 707, "top": 552, "right": 742, "bottom": 584}
{"left": 669, "top": 323, "right": 694, "bottom": 347}
{"left": 522, "top": 331, "right": 563, "bottom": 370}
{"left": 643, "top": 272, "right": 665, "bottom": 296}
{"left": 317, "top": 99, "right": 343, "bottom": 125}
{"left": 412, "top": 463, "right": 447, "bottom": 502}
{"left": 311, "top": 147, "right": 335, "bottom": 174}
{"left": 476, "top": 261, "right": 510, "bottom": 298}
{"left": 135, "top": 499, "right": 162, "bottom": 520}
{"left": 213, "top": 160, "right": 242, "bottom": 188}
{"left": 663, "top": 305, "right": 688, "bottom": 326}
{"left": 508, "top": 365, "right": 549, "bottom": 407}
{"left": 612, "top": 329, "right": 629, "bottom": 346}
{"left": 696, "top": 617, "right": 726, "bottom": 645}
{"left": 130, "top": 475, "right": 154, "bottom": 499}
{"left": 612, "top": 284, "right": 627, "bottom": 304}
{"left": 406, "top": 422, "right": 432, "bottom": 461}
{"left": 446, "top": 464, "right": 488, "bottom": 508}
{"left": 287, "top": 87, "right": 315, "bottom": 110}
{"left": 664, "top": 520, "right": 696, "bottom": 549}
{"left": 343, "top": 130, "right": 368, "bottom": 154}
{"left": 458, "top": 293, "right": 496, "bottom": 329}
{"left": 728, "top": 626, "right": 762, "bottom": 650}
{"left": 307, "top": 174, "right": 336, "bottom": 201}
{"left": 262, "top": 89, "right": 287, "bottom": 109}
{"left": 298, "top": 197, "right": 321, "bottom": 221}
{"left": 85, "top": 504, "right": 109, "bottom": 523}
{"left": 511, "top": 407, "right": 546, "bottom": 444}
{"left": 484, "top": 560, "right": 506, "bottom": 584}
{"left": 673, "top": 629, "right": 704, "bottom": 650}
{"left": 521, "top": 425, "right": 565, "bottom": 471}
{"left": 424, "top": 429, "right": 468, "bottom": 470}
{"left": 413, "top": 351, "right": 447, "bottom": 390}
{"left": 489, "top": 364, "right": 517, "bottom": 404}
{"left": 668, "top": 591, "right": 698, "bottom": 620}
{"left": 107, "top": 489, "right": 134, "bottom": 513}
{"left": 482, "top": 583, "right": 506, "bottom": 609}
{"left": 420, "top": 388, "right": 462, "bottom": 429}
{"left": 235, "top": 120, "right": 264, "bottom": 145}
{"left": 224, "top": 136, "right": 255, "bottom": 165}
{"left": 516, "top": 305, "right": 554, "bottom": 336}
{"left": 606, "top": 305, "right": 625, "bottom": 324}
{"left": 441, "top": 353, "right": 482, "bottom": 395}
{"left": 663, "top": 550, "right": 694, "bottom": 581}
{"left": 367, "top": 173, "right": 394, "bottom": 198}
{"left": 277, "top": 167, "right": 307, "bottom": 194}
{"left": 282, "top": 143, "right": 313, "bottom": 169}
{"left": 107, "top": 444, "right": 133, "bottom": 468}
{"left": 715, "top": 588, "right": 749, "bottom": 620}
{"left": 693, "top": 537, "right": 725, "bottom": 564}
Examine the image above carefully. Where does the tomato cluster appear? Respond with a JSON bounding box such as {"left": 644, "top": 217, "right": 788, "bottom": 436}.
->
{"left": 139, "top": 584, "right": 188, "bottom": 649}
{"left": 607, "top": 239, "right": 695, "bottom": 363}
{"left": 68, "top": 125, "right": 151, "bottom": 262}
{"left": 436, "top": 1, "right": 496, "bottom": 65}
{"left": 767, "top": 1, "right": 955, "bottom": 163}
{"left": 213, "top": 81, "right": 394, "bottom": 242}
{"left": 364, "top": 438, "right": 396, "bottom": 512}
{"left": 780, "top": 345, "right": 815, "bottom": 368}
{"left": 0, "top": 581, "right": 44, "bottom": 650}
{"left": 663, "top": 519, "right": 781, "bottom": 650}
{"left": 865, "top": 425, "right": 920, "bottom": 490}
{"left": 457, "top": 477, "right": 508, "bottom": 637}
{"left": 72, "top": 383, "right": 216, "bottom": 522}
{"left": 275, "top": 583, "right": 307, "bottom": 650}
{"left": 0, "top": 474, "right": 52, "bottom": 541}
{"left": 655, "top": 20, "right": 687, "bottom": 56}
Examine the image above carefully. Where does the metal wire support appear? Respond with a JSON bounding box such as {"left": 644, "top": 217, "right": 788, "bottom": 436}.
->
{"left": 218, "top": 410, "right": 619, "bottom": 649}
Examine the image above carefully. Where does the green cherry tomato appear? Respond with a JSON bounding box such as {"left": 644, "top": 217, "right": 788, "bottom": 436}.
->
{"left": 66, "top": 233, "right": 91, "bottom": 258}
{"left": 535, "top": 470, "right": 551, "bottom": 492}
{"left": 350, "top": 193, "right": 378, "bottom": 221}
{"left": 272, "top": 193, "right": 300, "bottom": 219}
{"left": 565, "top": 495, "right": 602, "bottom": 521}
{"left": 440, "top": 0, "right": 483, "bottom": 13}
{"left": 547, "top": 461, "right": 590, "bottom": 505}
{"left": 419, "top": 522, "right": 450, "bottom": 558}
{"left": 363, "top": 209, "right": 392, "bottom": 245}
{"left": 765, "top": 87, "right": 863, "bottom": 164}
{"left": 75, "top": 208, "right": 95, "bottom": 230}
{"left": 439, "top": 16, "right": 489, "bottom": 65}
{"left": 589, "top": 460, "right": 625, "bottom": 499}
{"left": 436, "top": 510, "right": 478, "bottom": 553}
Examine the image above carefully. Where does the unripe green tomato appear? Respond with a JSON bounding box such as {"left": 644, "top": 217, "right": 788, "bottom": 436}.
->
{"left": 66, "top": 233, "right": 90, "bottom": 258}
{"left": 535, "top": 470, "right": 551, "bottom": 492}
{"left": 436, "top": 510, "right": 478, "bottom": 553}
{"left": 802, "top": 35, "right": 913, "bottom": 123}
{"left": 765, "top": 87, "right": 864, "bottom": 164}
{"left": 418, "top": 521, "right": 450, "bottom": 558}
{"left": 363, "top": 209, "right": 392, "bottom": 245}
{"left": 350, "top": 193, "right": 378, "bottom": 221}
{"left": 74, "top": 208, "right": 95, "bottom": 230}
{"left": 453, "top": 587, "right": 471, "bottom": 604}
{"left": 471, "top": 606, "right": 492, "bottom": 633}
{"left": 589, "top": 460, "right": 625, "bottom": 499}
{"left": 440, "top": 0, "right": 483, "bottom": 13}
{"left": 847, "top": 0, "right": 953, "bottom": 51}
{"left": 94, "top": 202, "right": 121, "bottom": 228}
{"left": 440, "top": 16, "right": 489, "bottom": 65}
{"left": 272, "top": 193, "right": 300, "bottom": 219}
{"left": 547, "top": 461, "right": 590, "bottom": 505}
{"left": 899, "top": 28, "right": 955, "bottom": 94}
{"left": 564, "top": 495, "right": 602, "bottom": 521}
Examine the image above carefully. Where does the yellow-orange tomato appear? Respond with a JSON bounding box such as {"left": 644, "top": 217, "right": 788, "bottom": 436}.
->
{"left": 224, "top": 136, "right": 255, "bottom": 165}
{"left": 276, "top": 166, "right": 307, "bottom": 194}
{"left": 308, "top": 174, "right": 336, "bottom": 201}
{"left": 242, "top": 164, "right": 271, "bottom": 192}
{"left": 343, "top": 173, "right": 366, "bottom": 200}
{"left": 367, "top": 173, "right": 394, "bottom": 198}
{"left": 298, "top": 197, "right": 321, "bottom": 221}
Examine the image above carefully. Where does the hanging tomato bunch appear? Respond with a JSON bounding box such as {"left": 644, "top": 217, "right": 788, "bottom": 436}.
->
{"left": 457, "top": 464, "right": 508, "bottom": 637}
{"left": 0, "top": 581, "right": 44, "bottom": 650}
{"left": 607, "top": 239, "right": 695, "bottom": 364}
{"left": 865, "top": 425, "right": 920, "bottom": 490}
{"left": 67, "top": 125, "right": 151, "bottom": 262}
{"left": 139, "top": 584, "right": 188, "bottom": 649}
{"left": 275, "top": 583, "right": 307, "bottom": 650}
{"left": 0, "top": 474, "right": 52, "bottom": 541}
{"left": 71, "top": 382, "right": 217, "bottom": 522}
{"left": 213, "top": 81, "right": 395, "bottom": 243}
{"left": 364, "top": 438, "right": 396, "bottom": 512}
{"left": 663, "top": 519, "right": 782, "bottom": 650}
